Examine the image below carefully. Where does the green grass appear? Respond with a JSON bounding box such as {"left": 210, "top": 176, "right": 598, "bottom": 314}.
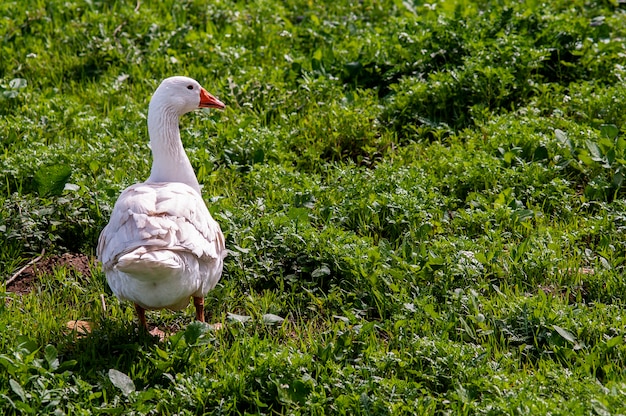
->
{"left": 2, "top": 0, "right": 626, "bottom": 413}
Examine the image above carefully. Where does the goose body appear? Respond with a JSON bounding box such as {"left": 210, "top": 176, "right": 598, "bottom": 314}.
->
{"left": 97, "top": 76, "right": 226, "bottom": 329}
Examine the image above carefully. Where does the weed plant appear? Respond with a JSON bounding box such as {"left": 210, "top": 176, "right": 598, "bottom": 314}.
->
{"left": 1, "top": 0, "right": 626, "bottom": 414}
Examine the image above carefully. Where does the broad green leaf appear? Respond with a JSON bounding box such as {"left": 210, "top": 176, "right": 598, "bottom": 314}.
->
{"left": 108, "top": 369, "right": 135, "bottom": 396}
{"left": 503, "top": 151, "right": 515, "bottom": 164}
{"left": 184, "top": 321, "right": 211, "bottom": 345}
{"left": 57, "top": 359, "right": 78, "bottom": 372}
{"left": 88, "top": 392, "right": 103, "bottom": 401}
{"left": 287, "top": 207, "right": 309, "bottom": 223}
{"left": 606, "top": 336, "right": 624, "bottom": 349}
{"left": 277, "top": 379, "right": 312, "bottom": 405}
{"left": 555, "top": 129, "right": 571, "bottom": 148}
{"left": 512, "top": 209, "right": 535, "bottom": 222}
{"left": 586, "top": 140, "right": 604, "bottom": 162}
{"left": 599, "top": 256, "right": 611, "bottom": 270}
{"left": 16, "top": 336, "right": 39, "bottom": 354}
{"left": 617, "top": 136, "right": 626, "bottom": 152}
{"left": 600, "top": 124, "right": 619, "bottom": 139}
{"left": 311, "top": 265, "right": 330, "bottom": 278}
{"left": 15, "top": 401, "right": 34, "bottom": 413}
{"left": 88, "top": 160, "right": 100, "bottom": 173}
{"left": 154, "top": 346, "right": 169, "bottom": 360}
{"left": 262, "top": 313, "right": 285, "bottom": 324}
{"left": 577, "top": 150, "right": 594, "bottom": 167}
{"left": 423, "top": 303, "right": 440, "bottom": 319}
{"left": 44, "top": 345, "right": 59, "bottom": 371}
{"left": 227, "top": 312, "right": 251, "bottom": 323}
{"left": 34, "top": 164, "right": 72, "bottom": 197}
{"left": 553, "top": 325, "right": 576, "bottom": 343}
{"left": 9, "top": 379, "right": 26, "bottom": 402}
{"left": 0, "top": 355, "right": 17, "bottom": 374}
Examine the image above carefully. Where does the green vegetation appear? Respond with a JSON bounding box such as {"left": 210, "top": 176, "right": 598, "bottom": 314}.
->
{"left": 2, "top": 0, "right": 626, "bottom": 413}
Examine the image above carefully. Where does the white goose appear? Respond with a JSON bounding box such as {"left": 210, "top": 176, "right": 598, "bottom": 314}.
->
{"left": 97, "top": 76, "right": 227, "bottom": 331}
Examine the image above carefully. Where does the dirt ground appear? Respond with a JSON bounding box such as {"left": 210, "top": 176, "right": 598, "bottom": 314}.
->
{"left": 6, "top": 252, "right": 93, "bottom": 294}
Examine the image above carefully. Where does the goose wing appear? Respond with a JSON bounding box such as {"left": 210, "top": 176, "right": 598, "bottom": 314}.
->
{"left": 97, "top": 182, "right": 226, "bottom": 271}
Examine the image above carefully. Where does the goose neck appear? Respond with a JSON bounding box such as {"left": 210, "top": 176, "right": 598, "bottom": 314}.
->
{"left": 146, "top": 105, "right": 201, "bottom": 194}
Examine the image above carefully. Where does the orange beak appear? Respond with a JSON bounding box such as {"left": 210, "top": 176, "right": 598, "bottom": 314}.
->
{"left": 199, "top": 88, "right": 225, "bottom": 110}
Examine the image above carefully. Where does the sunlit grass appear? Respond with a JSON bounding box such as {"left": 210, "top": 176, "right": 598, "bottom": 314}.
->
{"left": 1, "top": 0, "right": 626, "bottom": 414}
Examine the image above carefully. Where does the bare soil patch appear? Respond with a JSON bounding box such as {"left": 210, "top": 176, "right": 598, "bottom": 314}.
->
{"left": 6, "top": 252, "right": 93, "bottom": 294}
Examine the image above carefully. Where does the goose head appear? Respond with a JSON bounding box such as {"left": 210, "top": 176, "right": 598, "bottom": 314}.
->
{"left": 150, "top": 76, "right": 225, "bottom": 116}
{"left": 146, "top": 76, "right": 225, "bottom": 191}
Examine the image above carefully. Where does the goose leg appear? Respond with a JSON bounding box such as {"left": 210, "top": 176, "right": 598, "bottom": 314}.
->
{"left": 134, "top": 303, "right": 148, "bottom": 330}
{"left": 193, "top": 296, "right": 205, "bottom": 322}
{"left": 136, "top": 303, "right": 166, "bottom": 339}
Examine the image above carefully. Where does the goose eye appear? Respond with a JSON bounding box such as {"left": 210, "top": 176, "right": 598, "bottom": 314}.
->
{"left": 187, "top": 85, "right": 194, "bottom": 90}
